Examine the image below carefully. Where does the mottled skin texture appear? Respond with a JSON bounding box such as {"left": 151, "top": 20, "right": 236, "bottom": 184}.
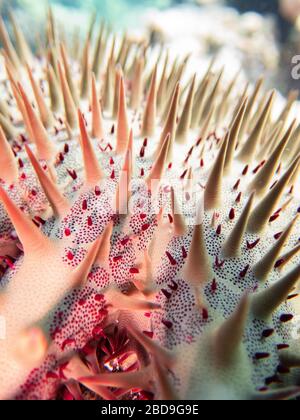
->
{"left": 0, "top": 11, "right": 299, "bottom": 400}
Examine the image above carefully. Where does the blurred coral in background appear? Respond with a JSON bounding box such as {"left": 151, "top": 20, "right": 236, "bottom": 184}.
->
{"left": 0, "top": 1, "right": 298, "bottom": 105}
{"left": 280, "top": 0, "right": 300, "bottom": 22}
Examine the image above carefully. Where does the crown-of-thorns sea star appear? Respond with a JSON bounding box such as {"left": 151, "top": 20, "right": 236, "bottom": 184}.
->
{"left": 0, "top": 9, "right": 299, "bottom": 400}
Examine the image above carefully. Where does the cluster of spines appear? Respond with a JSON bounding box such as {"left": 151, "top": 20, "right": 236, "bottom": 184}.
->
{"left": 0, "top": 8, "right": 299, "bottom": 400}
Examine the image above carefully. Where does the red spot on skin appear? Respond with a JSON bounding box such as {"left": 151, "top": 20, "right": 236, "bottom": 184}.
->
{"left": 169, "top": 280, "right": 179, "bottom": 291}
{"left": 144, "top": 313, "right": 151, "bottom": 318}
{"left": 143, "top": 331, "right": 154, "bottom": 339}
{"left": 215, "top": 256, "right": 225, "bottom": 269}
{"left": 140, "top": 213, "right": 147, "bottom": 220}
{"left": 142, "top": 223, "right": 150, "bottom": 232}
{"left": 46, "top": 371, "right": 59, "bottom": 380}
{"left": 259, "top": 387, "right": 269, "bottom": 393}
{"left": 253, "top": 161, "right": 265, "bottom": 174}
{"left": 94, "top": 294, "right": 104, "bottom": 302}
{"left": 18, "top": 158, "right": 24, "bottom": 168}
{"left": 20, "top": 134, "right": 27, "bottom": 143}
{"left": 95, "top": 186, "right": 101, "bottom": 196}
{"left": 235, "top": 192, "right": 242, "bottom": 203}
{"left": 200, "top": 159, "right": 204, "bottom": 168}
{"left": 262, "top": 329, "right": 274, "bottom": 338}
{"left": 211, "top": 279, "right": 217, "bottom": 293}
{"left": 168, "top": 214, "right": 173, "bottom": 224}
{"left": 62, "top": 338, "right": 76, "bottom": 351}
{"left": 242, "top": 165, "right": 249, "bottom": 176}
{"left": 110, "top": 157, "right": 114, "bottom": 165}
{"left": 121, "top": 237, "right": 130, "bottom": 246}
{"left": 87, "top": 217, "right": 93, "bottom": 227}
{"left": 216, "top": 225, "right": 222, "bottom": 235}
{"left": 166, "top": 251, "right": 177, "bottom": 266}
{"left": 162, "top": 289, "right": 172, "bottom": 299}
{"left": 280, "top": 314, "right": 294, "bottom": 323}
{"left": 64, "top": 144, "right": 69, "bottom": 154}
{"left": 274, "top": 232, "right": 282, "bottom": 240}
{"left": 143, "top": 138, "right": 148, "bottom": 148}
{"left": 275, "top": 259, "right": 285, "bottom": 269}
{"left": 21, "top": 173, "right": 26, "bottom": 180}
{"left": 51, "top": 327, "right": 61, "bottom": 340}
{"left": 287, "top": 294, "right": 299, "bottom": 300}
{"left": 64, "top": 228, "right": 71, "bottom": 237}
{"left": 255, "top": 353, "right": 270, "bottom": 360}
{"left": 35, "top": 216, "right": 46, "bottom": 225}
{"left": 32, "top": 219, "right": 40, "bottom": 228}
{"left": 140, "top": 147, "right": 145, "bottom": 158}
{"left": 67, "top": 169, "right": 77, "bottom": 180}
{"left": 111, "top": 170, "right": 115, "bottom": 180}
{"left": 58, "top": 152, "right": 64, "bottom": 163}
{"left": 233, "top": 179, "right": 240, "bottom": 190}
{"left": 168, "top": 163, "right": 172, "bottom": 170}
{"left": 182, "top": 247, "right": 187, "bottom": 259}
{"left": 180, "top": 169, "right": 188, "bottom": 180}
{"left": 113, "top": 256, "right": 123, "bottom": 263}
{"left": 277, "top": 344, "right": 289, "bottom": 350}
{"left": 202, "top": 308, "right": 209, "bottom": 320}
{"left": 265, "top": 376, "right": 281, "bottom": 386}
{"left": 162, "top": 319, "right": 173, "bottom": 329}
{"left": 82, "top": 200, "right": 88, "bottom": 211}
{"left": 229, "top": 208, "right": 235, "bottom": 220}
{"left": 130, "top": 268, "right": 139, "bottom": 274}
{"left": 277, "top": 365, "right": 290, "bottom": 375}
{"left": 240, "top": 265, "right": 250, "bottom": 278}
{"left": 141, "top": 168, "right": 145, "bottom": 177}
{"left": 269, "top": 213, "right": 280, "bottom": 223}
{"left": 247, "top": 239, "right": 260, "bottom": 250}
{"left": 67, "top": 251, "right": 74, "bottom": 261}
{"left": 79, "top": 299, "right": 86, "bottom": 306}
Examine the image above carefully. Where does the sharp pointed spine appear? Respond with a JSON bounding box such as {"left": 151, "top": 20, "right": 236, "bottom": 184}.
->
{"left": 25, "top": 145, "right": 70, "bottom": 218}
{"left": 251, "top": 265, "right": 300, "bottom": 319}
{"left": 247, "top": 156, "right": 300, "bottom": 233}
{"left": 116, "top": 76, "right": 129, "bottom": 154}
{"left": 253, "top": 216, "right": 298, "bottom": 281}
{"left": 78, "top": 110, "right": 103, "bottom": 185}
{"left": 91, "top": 73, "right": 104, "bottom": 140}
{"left": 0, "top": 187, "right": 49, "bottom": 254}
{"left": 215, "top": 295, "right": 250, "bottom": 365}
{"left": 222, "top": 192, "right": 255, "bottom": 258}
{"left": 204, "top": 134, "right": 229, "bottom": 211}
{"left": 142, "top": 65, "right": 157, "bottom": 137}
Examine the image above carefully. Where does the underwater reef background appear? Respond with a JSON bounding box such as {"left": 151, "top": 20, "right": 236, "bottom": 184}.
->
{"left": 0, "top": 0, "right": 299, "bottom": 401}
